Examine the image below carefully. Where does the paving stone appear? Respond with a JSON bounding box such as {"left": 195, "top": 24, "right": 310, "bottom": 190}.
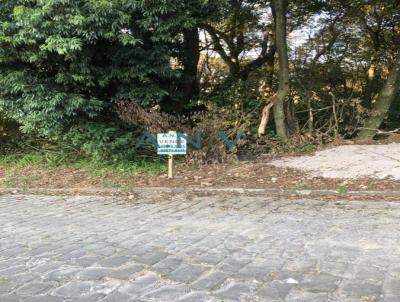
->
{"left": 275, "top": 270, "right": 307, "bottom": 282}
{"left": 74, "top": 294, "right": 106, "bottom": 301}
{"left": 237, "top": 259, "right": 283, "bottom": 281}
{"left": 387, "top": 263, "right": 400, "bottom": 278}
{"left": 0, "top": 258, "right": 27, "bottom": 270}
{"left": 382, "top": 278, "right": 400, "bottom": 297}
{"left": 217, "top": 257, "right": 251, "bottom": 274}
{"left": 0, "top": 294, "right": 20, "bottom": 302}
{"left": 92, "top": 246, "right": 116, "bottom": 257}
{"left": 152, "top": 257, "right": 182, "bottom": 274}
{"left": 91, "top": 279, "right": 119, "bottom": 295}
{"left": 0, "top": 280, "right": 17, "bottom": 294}
{"left": 301, "top": 273, "right": 340, "bottom": 293}
{"left": 99, "top": 291, "right": 132, "bottom": 302}
{"left": 339, "top": 280, "right": 381, "bottom": 297}
{"left": 195, "top": 252, "right": 225, "bottom": 265}
{"left": 16, "top": 282, "right": 53, "bottom": 296}
{"left": 119, "top": 273, "right": 160, "bottom": 296}
{"left": 143, "top": 284, "right": 190, "bottom": 300}
{"left": 0, "top": 265, "right": 28, "bottom": 277}
{"left": 23, "top": 296, "right": 66, "bottom": 302}
{"left": 177, "top": 291, "right": 213, "bottom": 301}
{"left": 135, "top": 251, "right": 169, "bottom": 265}
{"left": 30, "top": 262, "right": 66, "bottom": 275}
{"left": 108, "top": 264, "right": 144, "bottom": 279}
{"left": 1, "top": 195, "right": 400, "bottom": 301}
{"left": 55, "top": 250, "right": 87, "bottom": 262}
{"left": 96, "top": 256, "right": 131, "bottom": 268}
{"left": 1, "top": 247, "right": 30, "bottom": 258}
{"left": 317, "top": 261, "right": 348, "bottom": 277}
{"left": 52, "top": 281, "right": 92, "bottom": 297}
{"left": 354, "top": 265, "right": 386, "bottom": 281}
{"left": 379, "top": 297, "right": 400, "bottom": 302}
{"left": 7, "top": 272, "right": 38, "bottom": 284}
{"left": 72, "top": 256, "right": 104, "bottom": 267}
{"left": 214, "top": 281, "right": 256, "bottom": 300}
{"left": 168, "top": 263, "right": 208, "bottom": 283}
{"left": 285, "top": 288, "right": 328, "bottom": 302}
{"left": 191, "top": 271, "right": 227, "bottom": 290}
{"left": 328, "top": 248, "right": 362, "bottom": 262}
{"left": 45, "top": 266, "right": 81, "bottom": 281}
{"left": 256, "top": 280, "right": 293, "bottom": 300}
{"left": 328, "top": 298, "right": 368, "bottom": 302}
{"left": 78, "top": 268, "right": 115, "bottom": 280}
{"left": 283, "top": 259, "right": 317, "bottom": 272}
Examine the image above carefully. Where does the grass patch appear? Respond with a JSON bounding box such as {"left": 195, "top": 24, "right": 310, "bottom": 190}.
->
{"left": 84, "top": 160, "right": 167, "bottom": 177}
{"left": 287, "top": 182, "right": 316, "bottom": 190}
{"left": 337, "top": 187, "right": 349, "bottom": 194}
{"left": 299, "top": 143, "right": 317, "bottom": 154}
{"left": 0, "top": 152, "right": 167, "bottom": 176}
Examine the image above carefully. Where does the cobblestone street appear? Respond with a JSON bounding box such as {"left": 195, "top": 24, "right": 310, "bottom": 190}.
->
{"left": 1, "top": 194, "right": 400, "bottom": 301}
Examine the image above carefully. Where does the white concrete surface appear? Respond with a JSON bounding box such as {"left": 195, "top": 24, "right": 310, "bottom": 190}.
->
{"left": 272, "top": 144, "right": 400, "bottom": 180}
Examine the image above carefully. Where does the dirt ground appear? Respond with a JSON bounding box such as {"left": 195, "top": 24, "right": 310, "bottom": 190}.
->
{"left": 2, "top": 158, "right": 400, "bottom": 192}
{"left": 2, "top": 137, "right": 400, "bottom": 196}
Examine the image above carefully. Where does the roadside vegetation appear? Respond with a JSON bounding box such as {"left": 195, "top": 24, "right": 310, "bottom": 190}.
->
{"left": 0, "top": 152, "right": 166, "bottom": 174}
{"left": 1, "top": 0, "right": 399, "bottom": 186}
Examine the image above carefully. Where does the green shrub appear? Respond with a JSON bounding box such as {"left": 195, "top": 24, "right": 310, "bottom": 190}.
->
{"left": 300, "top": 143, "right": 317, "bottom": 154}
{"left": 64, "top": 123, "right": 137, "bottom": 162}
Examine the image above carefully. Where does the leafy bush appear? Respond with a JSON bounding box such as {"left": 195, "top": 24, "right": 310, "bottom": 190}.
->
{"left": 64, "top": 123, "right": 137, "bottom": 162}
{"left": 0, "top": 0, "right": 209, "bottom": 160}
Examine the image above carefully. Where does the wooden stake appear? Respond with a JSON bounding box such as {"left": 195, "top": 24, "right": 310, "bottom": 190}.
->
{"left": 168, "top": 130, "right": 176, "bottom": 179}
{"left": 168, "top": 154, "right": 173, "bottom": 179}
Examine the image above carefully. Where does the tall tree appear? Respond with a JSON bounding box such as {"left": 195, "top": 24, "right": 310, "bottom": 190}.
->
{"left": 163, "top": 0, "right": 221, "bottom": 113}
{"left": 272, "top": 0, "right": 289, "bottom": 139}
{"left": 202, "top": 0, "right": 277, "bottom": 96}
{"left": 180, "top": 28, "right": 201, "bottom": 108}
{"left": 358, "top": 53, "right": 400, "bottom": 138}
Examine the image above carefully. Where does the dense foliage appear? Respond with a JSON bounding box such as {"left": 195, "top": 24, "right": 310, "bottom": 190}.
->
{"left": 0, "top": 0, "right": 214, "bottom": 159}
{"left": 1, "top": 0, "right": 399, "bottom": 161}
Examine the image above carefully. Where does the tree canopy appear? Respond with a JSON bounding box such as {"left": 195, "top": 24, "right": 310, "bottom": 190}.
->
{"left": 1, "top": 0, "right": 399, "bottom": 161}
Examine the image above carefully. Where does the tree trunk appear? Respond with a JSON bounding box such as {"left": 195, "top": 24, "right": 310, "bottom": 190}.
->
{"left": 179, "top": 28, "right": 200, "bottom": 111}
{"left": 358, "top": 54, "right": 400, "bottom": 139}
{"left": 307, "top": 96, "right": 314, "bottom": 133}
{"left": 285, "top": 98, "right": 298, "bottom": 134}
{"left": 272, "top": 0, "right": 289, "bottom": 140}
{"left": 363, "top": 58, "right": 379, "bottom": 109}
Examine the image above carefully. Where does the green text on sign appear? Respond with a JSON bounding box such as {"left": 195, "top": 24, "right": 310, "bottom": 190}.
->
{"left": 157, "top": 133, "right": 187, "bottom": 155}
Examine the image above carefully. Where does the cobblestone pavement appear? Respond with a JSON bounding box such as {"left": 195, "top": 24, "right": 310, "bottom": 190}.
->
{"left": 1, "top": 194, "right": 400, "bottom": 302}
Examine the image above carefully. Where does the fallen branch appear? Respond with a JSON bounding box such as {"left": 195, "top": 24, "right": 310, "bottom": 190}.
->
{"left": 356, "top": 127, "right": 400, "bottom": 135}
{"left": 258, "top": 95, "right": 276, "bottom": 137}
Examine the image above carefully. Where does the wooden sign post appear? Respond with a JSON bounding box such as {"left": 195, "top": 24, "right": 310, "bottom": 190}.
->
{"left": 168, "top": 154, "right": 174, "bottom": 178}
{"left": 157, "top": 131, "right": 187, "bottom": 179}
{"left": 168, "top": 131, "right": 175, "bottom": 178}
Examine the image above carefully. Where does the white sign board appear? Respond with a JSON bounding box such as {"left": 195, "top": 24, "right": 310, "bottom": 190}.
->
{"left": 157, "top": 133, "right": 187, "bottom": 155}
